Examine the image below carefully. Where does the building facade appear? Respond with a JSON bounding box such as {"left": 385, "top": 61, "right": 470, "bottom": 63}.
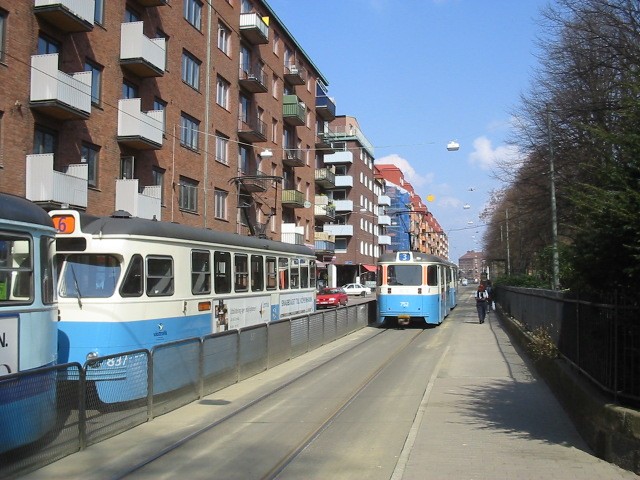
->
{"left": 459, "top": 250, "right": 485, "bottom": 283}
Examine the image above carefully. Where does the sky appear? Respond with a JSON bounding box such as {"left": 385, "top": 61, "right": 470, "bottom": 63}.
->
{"left": 265, "top": 0, "right": 551, "bottom": 262}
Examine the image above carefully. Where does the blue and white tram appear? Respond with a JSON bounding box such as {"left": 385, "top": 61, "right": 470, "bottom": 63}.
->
{"left": 0, "top": 194, "right": 58, "bottom": 453}
{"left": 50, "top": 209, "right": 316, "bottom": 401}
{"left": 376, "top": 251, "right": 457, "bottom": 327}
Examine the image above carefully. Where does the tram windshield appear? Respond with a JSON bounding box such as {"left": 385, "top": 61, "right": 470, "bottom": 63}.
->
{"left": 59, "top": 254, "right": 121, "bottom": 298}
{"left": 386, "top": 265, "right": 422, "bottom": 286}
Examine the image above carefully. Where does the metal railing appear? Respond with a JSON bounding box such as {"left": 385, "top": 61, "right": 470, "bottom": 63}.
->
{"left": 0, "top": 302, "right": 375, "bottom": 478}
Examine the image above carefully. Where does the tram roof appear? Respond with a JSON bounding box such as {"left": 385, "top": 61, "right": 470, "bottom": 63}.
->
{"left": 378, "top": 251, "right": 455, "bottom": 266}
{"left": 76, "top": 212, "right": 314, "bottom": 257}
{"left": 0, "top": 193, "right": 54, "bottom": 228}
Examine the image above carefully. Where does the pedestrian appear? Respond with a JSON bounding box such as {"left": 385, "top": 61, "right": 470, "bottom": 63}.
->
{"left": 475, "top": 283, "right": 489, "bottom": 324}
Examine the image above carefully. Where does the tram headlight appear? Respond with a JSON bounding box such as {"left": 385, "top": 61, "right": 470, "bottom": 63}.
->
{"left": 86, "top": 351, "right": 101, "bottom": 368}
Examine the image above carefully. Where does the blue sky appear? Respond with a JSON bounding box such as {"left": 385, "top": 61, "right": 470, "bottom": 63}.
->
{"left": 265, "top": 0, "right": 550, "bottom": 261}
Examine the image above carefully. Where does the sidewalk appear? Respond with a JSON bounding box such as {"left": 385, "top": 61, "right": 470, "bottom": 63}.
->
{"left": 397, "top": 289, "right": 637, "bottom": 479}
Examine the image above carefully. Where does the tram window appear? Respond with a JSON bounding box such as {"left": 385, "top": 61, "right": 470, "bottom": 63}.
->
{"left": 0, "top": 235, "right": 33, "bottom": 303}
{"left": 300, "top": 259, "right": 308, "bottom": 288}
{"left": 387, "top": 265, "right": 422, "bottom": 286}
{"left": 61, "top": 253, "right": 121, "bottom": 298}
{"left": 266, "top": 256, "right": 277, "bottom": 290}
{"left": 278, "top": 257, "right": 289, "bottom": 290}
{"left": 214, "top": 251, "right": 231, "bottom": 294}
{"left": 121, "top": 254, "right": 143, "bottom": 297}
{"left": 290, "top": 258, "right": 299, "bottom": 289}
{"left": 309, "top": 260, "right": 316, "bottom": 288}
{"left": 251, "top": 255, "right": 264, "bottom": 291}
{"left": 234, "top": 254, "right": 249, "bottom": 292}
{"left": 146, "top": 256, "right": 174, "bottom": 296}
{"left": 41, "top": 236, "right": 56, "bottom": 305}
{"left": 191, "top": 250, "right": 211, "bottom": 295}
{"left": 427, "top": 265, "right": 438, "bottom": 286}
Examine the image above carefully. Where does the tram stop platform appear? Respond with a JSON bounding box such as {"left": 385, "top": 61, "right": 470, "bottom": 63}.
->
{"left": 29, "top": 289, "right": 639, "bottom": 479}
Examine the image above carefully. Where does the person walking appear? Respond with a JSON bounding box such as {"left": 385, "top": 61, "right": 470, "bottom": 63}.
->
{"left": 475, "top": 283, "right": 489, "bottom": 324}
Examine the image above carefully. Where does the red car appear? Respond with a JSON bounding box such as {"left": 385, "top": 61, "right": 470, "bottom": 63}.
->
{"left": 316, "top": 287, "right": 348, "bottom": 308}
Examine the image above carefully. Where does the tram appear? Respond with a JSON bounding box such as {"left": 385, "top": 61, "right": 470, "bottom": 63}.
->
{"left": 50, "top": 209, "right": 316, "bottom": 402}
{"left": 0, "top": 193, "right": 58, "bottom": 453}
{"left": 376, "top": 251, "right": 457, "bottom": 327}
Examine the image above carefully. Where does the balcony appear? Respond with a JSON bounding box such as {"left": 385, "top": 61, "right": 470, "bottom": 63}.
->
{"left": 30, "top": 54, "right": 92, "bottom": 120}
{"left": 120, "top": 22, "right": 166, "bottom": 77}
{"left": 283, "top": 95, "right": 305, "bottom": 126}
{"left": 117, "top": 98, "right": 163, "bottom": 150}
{"left": 115, "top": 179, "right": 161, "bottom": 220}
{"left": 316, "top": 95, "right": 336, "bottom": 121}
{"left": 236, "top": 171, "right": 269, "bottom": 193}
{"left": 377, "top": 215, "right": 391, "bottom": 226}
{"left": 316, "top": 130, "right": 338, "bottom": 155}
{"left": 314, "top": 168, "right": 335, "bottom": 188}
{"left": 281, "top": 223, "right": 304, "bottom": 246}
{"left": 238, "top": 66, "right": 268, "bottom": 93}
{"left": 284, "top": 64, "right": 306, "bottom": 86}
{"left": 323, "top": 224, "right": 354, "bottom": 237}
{"left": 135, "top": 0, "right": 169, "bottom": 6}
{"left": 314, "top": 203, "right": 336, "bottom": 222}
{"left": 239, "top": 13, "right": 269, "bottom": 45}
{"left": 33, "top": 0, "right": 94, "bottom": 33}
{"left": 25, "top": 154, "right": 88, "bottom": 209}
{"left": 334, "top": 175, "right": 353, "bottom": 188}
{"left": 333, "top": 199, "right": 354, "bottom": 212}
{"left": 281, "top": 189, "right": 305, "bottom": 208}
{"left": 323, "top": 151, "right": 353, "bottom": 165}
{"left": 314, "top": 232, "right": 335, "bottom": 254}
{"left": 378, "top": 235, "right": 392, "bottom": 246}
{"left": 283, "top": 148, "right": 305, "bottom": 168}
{"left": 237, "top": 115, "right": 267, "bottom": 142}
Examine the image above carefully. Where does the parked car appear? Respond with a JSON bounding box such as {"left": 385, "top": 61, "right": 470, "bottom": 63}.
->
{"left": 316, "top": 287, "right": 348, "bottom": 308}
{"left": 342, "top": 283, "right": 370, "bottom": 297}
{"left": 461, "top": 278, "right": 468, "bottom": 286}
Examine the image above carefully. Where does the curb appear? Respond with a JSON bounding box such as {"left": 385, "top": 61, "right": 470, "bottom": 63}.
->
{"left": 496, "top": 305, "right": 640, "bottom": 475}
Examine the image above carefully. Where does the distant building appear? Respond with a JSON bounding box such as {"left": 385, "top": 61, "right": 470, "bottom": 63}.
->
{"left": 459, "top": 250, "right": 485, "bottom": 281}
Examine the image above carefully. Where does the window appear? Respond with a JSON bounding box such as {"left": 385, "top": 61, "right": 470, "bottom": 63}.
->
{"left": 387, "top": 265, "right": 422, "bottom": 286}
{"left": 179, "top": 176, "right": 198, "bottom": 212}
{"left": 239, "top": 93, "right": 251, "bottom": 122}
{"left": 184, "top": 0, "right": 202, "bottom": 30}
{"left": 214, "top": 251, "right": 231, "bottom": 294}
{"left": 81, "top": 143, "right": 99, "bottom": 188}
{"left": 290, "top": 258, "right": 299, "bottom": 289}
{"left": 94, "top": 0, "right": 104, "bottom": 24}
{"left": 191, "top": 250, "right": 211, "bottom": 294}
{"left": 239, "top": 44, "right": 251, "bottom": 73}
{"left": 37, "top": 35, "right": 59, "bottom": 55}
{"left": 251, "top": 255, "right": 264, "bottom": 291}
{"left": 124, "top": 7, "right": 140, "bottom": 22}
{"left": 33, "top": 126, "right": 57, "bottom": 154}
{"left": 146, "top": 256, "right": 174, "bottom": 296}
{"left": 180, "top": 113, "right": 199, "bottom": 150}
{"left": 59, "top": 254, "right": 120, "bottom": 299}
{"left": 121, "top": 254, "right": 143, "bottom": 297}
{"left": 0, "top": 234, "right": 32, "bottom": 303}
{"left": 309, "top": 260, "right": 316, "bottom": 288}
{"left": 85, "top": 60, "right": 102, "bottom": 105}
{"left": 216, "top": 76, "right": 229, "bottom": 109}
{"left": 266, "top": 256, "right": 277, "bottom": 290}
{"left": 153, "top": 97, "right": 167, "bottom": 132}
{"left": 335, "top": 238, "right": 347, "bottom": 251}
{"left": 215, "top": 133, "right": 228, "bottom": 165}
{"left": 120, "top": 156, "right": 134, "bottom": 179}
{"left": 0, "top": 9, "right": 6, "bottom": 63}
{"left": 278, "top": 258, "right": 289, "bottom": 290}
{"left": 214, "top": 189, "right": 227, "bottom": 220}
{"left": 218, "top": 22, "right": 230, "bottom": 55}
{"left": 152, "top": 167, "right": 165, "bottom": 205}
{"left": 234, "top": 254, "right": 248, "bottom": 292}
{"left": 300, "top": 259, "right": 309, "bottom": 288}
{"left": 427, "top": 265, "right": 438, "bottom": 286}
{"left": 122, "top": 81, "right": 138, "bottom": 99}
{"left": 238, "top": 145, "right": 250, "bottom": 174}
{"left": 181, "top": 51, "right": 200, "bottom": 90}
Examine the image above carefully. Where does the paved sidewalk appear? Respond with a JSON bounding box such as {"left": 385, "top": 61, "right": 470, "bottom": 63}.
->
{"left": 398, "top": 290, "right": 637, "bottom": 479}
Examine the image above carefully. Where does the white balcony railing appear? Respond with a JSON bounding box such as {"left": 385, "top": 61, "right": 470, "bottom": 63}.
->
{"left": 30, "top": 54, "right": 92, "bottom": 115}
{"left": 333, "top": 199, "right": 354, "bottom": 212}
{"left": 281, "top": 223, "right": 304, "bottom": 245}
{"left": 377, "top": 215, "right": 392, "bottom": 225}
{"left": 117, "top": 98, "right": 163, "bottom": 146}
{"left": 323, "top": 150, "right": 353, "bottom": 164}
{"left": 25, "top": 153, "right": 88, "bottom": 207}
{"left": 120, "top": 22, "right": 166, "bottom": 72}
{"left": 34, "top": 0, "right": 95, "bottom": 25}
{"left": 334, "top": 175, "right": 353, "bottom": 188}
{"left": 378, "top": 195, "right": 391, "bottom": 206}
{"left": 115, "top": 179, "right": 161, "bottom": 220}
{"left": 378, "top": 235, "right": 392, "bottom": 245}
{"left": 323, "top": 224, "right": 354, "bottom": 237}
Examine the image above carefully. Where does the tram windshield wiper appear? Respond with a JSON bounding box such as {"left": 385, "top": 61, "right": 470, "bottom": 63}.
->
{"left": 69, "top": 264, "right": 83, "bottom": 309}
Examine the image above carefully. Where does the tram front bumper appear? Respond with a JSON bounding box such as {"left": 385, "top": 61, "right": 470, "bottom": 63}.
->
{"left": 397, "top": 314, "right": 411, "bottom": 326}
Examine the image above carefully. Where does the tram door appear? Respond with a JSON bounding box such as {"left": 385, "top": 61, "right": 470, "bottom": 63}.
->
{"left": 438, "top": 265, "right": 446, "bottom": 322}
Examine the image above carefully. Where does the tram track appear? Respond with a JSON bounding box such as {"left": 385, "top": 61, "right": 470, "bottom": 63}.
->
{"left": 115, "top": 327, "right": 429, "bottom": 480}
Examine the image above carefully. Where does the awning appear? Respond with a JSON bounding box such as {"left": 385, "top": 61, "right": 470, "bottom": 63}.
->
{"left": 362, "top": 264, "right": 376, "bottom": 272}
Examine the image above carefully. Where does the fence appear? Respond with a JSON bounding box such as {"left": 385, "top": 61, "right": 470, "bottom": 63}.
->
{"left": 496, "top": 286, "right": 639, "bottom": 406}
{"left": 0, "top": 302, "right": 374, "bottom": 478}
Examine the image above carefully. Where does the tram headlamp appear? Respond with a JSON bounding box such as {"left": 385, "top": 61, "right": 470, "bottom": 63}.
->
{"left": 86, "top": 351, "right": 101, "bottom": 368}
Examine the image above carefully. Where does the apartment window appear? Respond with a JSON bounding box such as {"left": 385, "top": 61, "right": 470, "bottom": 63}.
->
{"left": 239, "top": 93, "right": 251, "bottom": 122}
{"left": 120, "top": 156, "right": 134, "bottom": 179}
{"left": 153, "top": 97, "right": 167, "bottom": 132}
{"left": 179, "top": 176, "right": 198, "bottom": 212}
{"left": 218, "top": 22, "right": 230, "bottom": 55}
{"left": 240, "top": 0, "right": 252, "bottom": 13}
{"left": 37, "top": 35, "right": 59, "bottom": 55}
{"left": 239, "top": 145, "right": 250, "bottom": 174}
{"left": 81, "top": 143, "right": 99, "bottom": 188}
{"left": 152, "top": 167, "right": 165, "bottom": 205}
{"left": 0, "top": 10, "right": 6, "bottom": 63}
{"left": 94, "top": 0, "right": 104, "bottom": 24}
{"left": 180, "top": 113, "right": 199, "bottom": 150}
{"left": 214, "top": 189, "right": 227, "bottom": 220}
{"left": 124, "top": 7, "right": 140, "bottom": 22}
{"left": 273, "top": 32, "right": 280, "bottom": 56}
{"left": 33, "top": 126, "right": 57, "bottom": 154}
{"left": 215, "top": 133, "right": 228, "bottom": 165}
{"left": 84, "top": 60, "right": 102, "bottom": 105}
{"left": 184, "top": 0, "right": 202, "bottom": 30}
{"left": 181, "top": 50, "right": 200, "bottom": 90}
{"left": 122, "top": 81, "right": 138, "bottom": 99}
{"left": 239, "top": 44, "right": 251, "bottom": 73}
{"left": 216, "top": 76, "right": 229, "bottom": 109}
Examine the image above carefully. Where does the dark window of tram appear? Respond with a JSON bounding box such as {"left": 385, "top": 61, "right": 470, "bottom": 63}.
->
{"left": 388, "top": 265, "right": 422, "bottom": 286}
{"left": 278, "top": 257, "right": 289, "bottom": 290}
{"left": 41, "top": 236, "right": 55, "bottom": 305}
{"left": 309, "top": 260, "right": 316, "bottom": 288}
{"left": 214, "top": 251, "right": 231, "bottom": 294}
{"left": 234, "top": 254, "right": 248, "bottom": 292}
{"left": 427, "top": 265, "right": 438, "bottom": 286}
{"left": 191, "top": 250, "right": 211, "bottom": 295}
{"left": 266, "top": 256, "right": 277, "bottom": 290}
{"left": 146, "top": 256, "right": 174, "bottom": 296}
{"left": 300, "top": 259, "right": 309, "bottom": 288}
{"left": 290, "top": 258, "right": 299, "bottom": 289}
{"left": 121, "top": 254, "right": 143, "bottom": 297}
{"left": 251, "top": 255, "right": 264, "bottom": 291}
